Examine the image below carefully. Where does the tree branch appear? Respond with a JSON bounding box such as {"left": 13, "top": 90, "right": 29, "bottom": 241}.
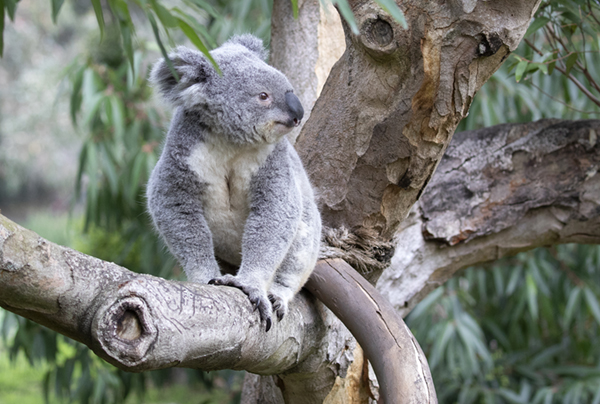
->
{"left": 0, "top": 216, "right": 325, "bottom": 374}
{"left": 377, "top": 119, "right": 600, "bottom": 315}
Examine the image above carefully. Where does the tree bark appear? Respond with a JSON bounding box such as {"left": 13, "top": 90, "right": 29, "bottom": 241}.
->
{"left": 377, "top": 119, "right": 600, "bottom": 316}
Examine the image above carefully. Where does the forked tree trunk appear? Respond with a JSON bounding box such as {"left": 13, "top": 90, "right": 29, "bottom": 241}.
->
{"left": 241, "top": 0, "right": 543, "bottom": 401}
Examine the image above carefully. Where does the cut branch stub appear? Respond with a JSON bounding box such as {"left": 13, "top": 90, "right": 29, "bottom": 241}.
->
{"left": 296, "top": 0, "right": 541, "bottom": 246}
{"left": 94, "top": 294, "right": 157, "bottom": 367}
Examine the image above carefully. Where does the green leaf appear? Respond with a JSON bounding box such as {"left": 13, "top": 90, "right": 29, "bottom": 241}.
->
{"left": 332, "top": 0, "right": 359, "bottom": 34}
{"left": 51, "top": 0, "right": 64, "bottom": 23}
{"left": 176, "top": 17, "right": 220, "bottom": 74}
{"left": 129, "top": 153, "right": 145, "bottom": 202}
{"left": 583, "top": 287, "right": 600, "bottom": 326}
{"left": 525, "top": 16, "right": 550, "bottom": 37}
{"left": 565, "top": 52, "right": 578, "bottom": 75}
{"left": 515, "top": 60, "right": 528, "bottom": 82}
{"left": 547, "top": 60, "right": 556, "bottom": 75}
{"left": 592, "top": 385, "right": 600, "bottom": 404}
{"left": 5, "top": 0, "right": 18, "bottom": 20}
{"left": 291, "top": 0, "right": 298, "bottom": 18}
{"left": 564, "top": 287, "right": 581, "bottom": 329}
{"left": 91, "top": 0, "right": 106, "bottom": 38}
{"left": 507, "top": 266, "right": 523, "bottom": 295}
{"left": 151, "top": 1, "right": 178, "bottom": 28}
{"left": 374, "top": 0, "right": 407, "bottom": 29}
{"left": 119, "top": 23, "right": 134, "bottom": 70}
{"left": 69, "top": 65, "right": 85, "bottom": 125}
{"left": 147, "top": 11, "right": 179, "bottom": 82}
{"left": 109, "top": 96, "right": 125, "bottom": 140}
{"left": 526, "top": 273, "right": 538, "bottom": 321}
{"left": 171, "top": 7, "right": 217, "bottom": 48}
{"left": 183, "top": 0, "right": 220, "bottom": 19}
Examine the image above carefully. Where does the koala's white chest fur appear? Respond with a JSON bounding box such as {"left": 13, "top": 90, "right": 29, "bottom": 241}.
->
{"left": 187, "top": 139, "right": 275, "bottom": 265}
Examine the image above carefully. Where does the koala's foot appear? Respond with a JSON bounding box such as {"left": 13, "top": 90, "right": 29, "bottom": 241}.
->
{"left": 209, "top": 275, "right": 273, "bottom": 331}
{"left": 268, "top": 294, "right": 288, "bottom": 322}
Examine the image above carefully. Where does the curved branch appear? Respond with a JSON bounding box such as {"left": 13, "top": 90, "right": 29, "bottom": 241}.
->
{"left": 306, "top": 259, "right": 436, "bottom": 404}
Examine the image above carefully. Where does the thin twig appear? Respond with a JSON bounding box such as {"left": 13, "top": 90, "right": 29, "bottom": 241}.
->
{"left": 525, "top": 38, "right": 600, "bottom": 108}
{"left": 545, "top": 24, "right": 600, "bottom": 93}
{"left": 529, "top": 81, "right": 600, "bottom": 115}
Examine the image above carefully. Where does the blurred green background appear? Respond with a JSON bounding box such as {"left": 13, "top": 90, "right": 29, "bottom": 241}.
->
{"left": 0, "top": 0, "right": 599, "bottom": 403}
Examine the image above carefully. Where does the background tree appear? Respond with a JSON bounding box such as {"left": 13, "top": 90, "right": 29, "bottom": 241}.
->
{"left": 1, "top": 0, "right": 594, "bottom": 400}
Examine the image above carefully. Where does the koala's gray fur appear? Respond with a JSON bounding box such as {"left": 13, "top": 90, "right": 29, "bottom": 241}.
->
{"left": 147, "top": 35, "right": 321, "bottom": 331}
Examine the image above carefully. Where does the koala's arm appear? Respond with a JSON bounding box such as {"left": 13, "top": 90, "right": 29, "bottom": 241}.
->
{"left": 239, "top": 142, "right": 303, "bottom": 283}
{"left": 147, "top": 156, "right": 221, "bottom": 283}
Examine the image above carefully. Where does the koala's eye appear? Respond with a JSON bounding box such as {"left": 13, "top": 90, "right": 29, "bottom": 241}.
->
{"left": 259, "top": 92, "right": 269, "bottom": 101}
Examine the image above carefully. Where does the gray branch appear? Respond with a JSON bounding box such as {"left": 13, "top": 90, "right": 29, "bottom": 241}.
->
{"left": 378, "top": 119, "right": 600, "bottom": 316}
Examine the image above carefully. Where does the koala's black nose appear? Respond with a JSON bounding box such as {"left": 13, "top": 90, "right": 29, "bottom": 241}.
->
{"left": 285, "top": 92, "right": 304, "bottom": 126}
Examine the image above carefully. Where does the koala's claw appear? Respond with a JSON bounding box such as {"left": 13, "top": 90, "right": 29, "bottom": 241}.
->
{"left": 268, "top": 294, "right": 287, "bottom": 322}
{"left": 209, "top": 275, "right": 273, "bottom": 332}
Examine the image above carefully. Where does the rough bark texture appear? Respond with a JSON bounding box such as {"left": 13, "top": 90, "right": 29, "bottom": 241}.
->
{"left": 0, "top": 215, "right": 329, "bottom": 374}
{"left": 377, "top": 119, "right": 600, "bottom": 316}
{"left": 295, "top": 0, "right": 541, "bottom": 244}
{"left": 270, "top": 0, "right": 345, "bottom": 144}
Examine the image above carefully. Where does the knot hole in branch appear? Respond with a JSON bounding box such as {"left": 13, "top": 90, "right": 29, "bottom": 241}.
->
{"left": 363, "top": 17, "right": 394, "bottom": 47}
{"left": 117, "top": 309, "right": 142, "bottom": 341}
{"left": 476, "top": 32, "right": 503, "bottom": 57}
{"left": 94, "top": 295, "right": 157, "bottom": 367}
{"left": 358, "top": 13, "right": 400, "bottom": 58}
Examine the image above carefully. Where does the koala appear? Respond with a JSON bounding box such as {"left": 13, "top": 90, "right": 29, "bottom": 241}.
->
{"left": 147, "top": 35, "right": 321, "bottom": 331}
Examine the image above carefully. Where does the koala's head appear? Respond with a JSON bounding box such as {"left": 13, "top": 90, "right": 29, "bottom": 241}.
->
{"left": 150, "top": 34, "right": 304, "bottom": 144}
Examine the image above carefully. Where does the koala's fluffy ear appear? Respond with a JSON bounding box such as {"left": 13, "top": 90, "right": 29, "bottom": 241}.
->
{"left": 225, "top": 34, "right": 269, "bottom": 61}
{"left": 150, "top": 46, "right": 214, "bottom": 105}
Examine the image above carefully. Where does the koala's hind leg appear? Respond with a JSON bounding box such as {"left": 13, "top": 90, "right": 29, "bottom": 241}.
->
{"left": 269, "top": 217, "right": 320, "bottom": 322}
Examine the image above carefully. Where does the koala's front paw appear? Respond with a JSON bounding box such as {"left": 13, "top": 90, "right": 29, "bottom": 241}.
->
{"left": 209, "top": 275, "right": 273, "bottom": 331}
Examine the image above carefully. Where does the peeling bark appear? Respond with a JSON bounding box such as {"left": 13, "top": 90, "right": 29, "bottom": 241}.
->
{"left": 296, "top": 0, "right": 542, "bottom": 243}
{"left": 377, "top": 120, "right": 600, "bottom": 316}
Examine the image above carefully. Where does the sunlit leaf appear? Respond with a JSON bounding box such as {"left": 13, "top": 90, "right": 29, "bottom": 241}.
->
{"left": 565, "top": 52, "right": 578, "bottom": 75}
{"left": 374, "top": 0, "right": 407, "bottom": 28}
{"left": 526, "top": 273, "right": 538, "bottom": 320}
{"left": 583, "top": 287, "right": 600, "bottom": 326}
{"left": 515, "top": 60, "right": 528, "bottom": 82}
